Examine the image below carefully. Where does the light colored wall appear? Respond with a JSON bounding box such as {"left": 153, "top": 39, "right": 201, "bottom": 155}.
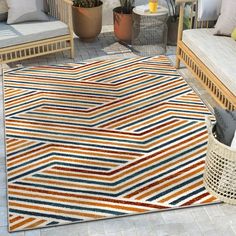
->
{"left": 102, "top": 0, "right": 169, "bottom": 25}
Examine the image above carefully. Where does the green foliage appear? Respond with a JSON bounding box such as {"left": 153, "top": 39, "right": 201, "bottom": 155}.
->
{"left": 73, "top": 0, "right": 101, "bottom": 8}
{"left": 119, "top": 0, "right": 135, "bottom": 14}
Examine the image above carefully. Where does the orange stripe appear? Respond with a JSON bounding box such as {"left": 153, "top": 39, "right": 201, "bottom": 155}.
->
{"left": 159, "top": 180, "right": 203, "bottom": 203}
{"left": 9, "top": 190, "right": 146, "bottom": 213}
{"left": 9, "top": 202, "right": 103, "bottom": 219}
{"left": 9, "top": 215, "right": 24, "bottom": 224}
{"left": 10, "top": 217, "right": 35, "bottom": 231}
{"left": 135, "top": 166, "right": 205, "bottom": 200}
{"left": 25, "top": 219, "right": 47, "bottom": 229}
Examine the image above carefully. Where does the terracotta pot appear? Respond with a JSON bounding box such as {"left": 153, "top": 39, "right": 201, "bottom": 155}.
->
{"left": 113, "top": 7, "right": 133, "bottom": 43}
{"left": 72, "top": 2, "right": 103, "bottom": 42}
{"left": 167, "top": 17, "right": 179, "bottom": 46}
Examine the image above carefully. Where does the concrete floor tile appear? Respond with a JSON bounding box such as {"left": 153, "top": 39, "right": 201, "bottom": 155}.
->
{"left": 0, "top": 188, "right": 7, "bottom": 207}
{"left": 0, "top": 226, "right": 25, "bottom": 236}
{"left": 196, "top": 220, "right": 215, "bottom": 233}
{"left": 106, "top": 231, "right": 123, "bottom": 236}
{"left": 135, "top": 226, "right": 153, "bottom": 236}
{"left": 182, "top": 223, "right": 201, "bottom": 235}
{"left": 130, "top": 214, "right": 154, "bottom": 229}
{"left": 161, "top": 209, "right": 195, "bottom": 224}
{"left": 103, "top": 218, "right": 134, "bottom": 234}
{"left": 25, "top": 229, "right": 41, "bottom": 236}
{"left": 155, "top": 224, "right": 186, "bottom": 235}
{"left": 121, "top": 228, "right": 137, "bottom": 236}
{"left": 0, "top": 164, "right": 6, "bottom": 173}
{"left": 0, "top": 207, "right": 7, "bottom": 227}
{"left": 221, "top": 204, "right": 236, "bottom": 215}
{"left": 0, "top": 172, "right": 6, "bottom": 188}
{"left": 87, "top": 220, "right": 105, "bottom": 235}
{"left": 204, "top": 204, "right": 225, "bottom": 219}
{"left": 147, "top": 212, "right": 165, "bottom": 226}
{"left": 74, "top": 223, "right": 89, "bottom": 236}
{"left": 41, "top": 224, "right": 83, "bottom": 236}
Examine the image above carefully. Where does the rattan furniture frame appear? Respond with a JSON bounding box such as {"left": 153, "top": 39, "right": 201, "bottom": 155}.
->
{"left": 176, "top": 0, "right": 236, "bottom": 110}
{"left": 0, "top": 0, "right": 74, "bottom": 64}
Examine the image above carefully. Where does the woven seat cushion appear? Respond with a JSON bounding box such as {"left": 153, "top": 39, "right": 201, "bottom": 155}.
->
{"left": 182, "top": 28, "right": 236, "bottom": 96}
{"left": 0, "top": 18, "right": 69, "bottom": 48}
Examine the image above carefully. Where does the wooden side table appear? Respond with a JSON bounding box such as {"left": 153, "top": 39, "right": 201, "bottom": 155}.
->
{"left": 132, "top": 6, "right": 169, "bottom": 56}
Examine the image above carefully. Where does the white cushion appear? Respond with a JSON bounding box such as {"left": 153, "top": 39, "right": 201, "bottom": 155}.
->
{"left": 231, "top": 130, "right": 236, "bottom": 148}
{"left": 0, "top": 0, "right": 8, "bottom": 22}
{"left": 198, "top": 0, "right": 222, "bottom": 21}
{"left": 0, "top": 18, "right": 69, "bottom": 48}
{"left": 7, "top": 0, "right": 48, "bottom": 24}
{"left": 182, "top": 28, "right": 236, "bottom": 96}
{"left": 214, "top": 0, "right": 236, "bottom": 36}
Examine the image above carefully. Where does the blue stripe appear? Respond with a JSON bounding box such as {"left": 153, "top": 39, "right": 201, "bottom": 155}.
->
{"left": 7, "top": 143, "right": 45, "bottom": 157}
{"left": 94, "top": 86, "right": 191, "bottom": 127}
{"left": 6, "top": 97, "right": 102, "bottom": 111}
{"left": 7, "top": 121, "right": 197, "bottom": 145}
{"left": 46, "top": 221, "right": 59, "bottom": 226}
{"left": 5, "top": 91, "right": 35, "bottom": 102}
{"left": 9, "top": 208, "right": 80, "bottom": 222}
{"left": 8, "top": 151, "right": 124, "bottom": 172}
{"left": 34, "top": 151, "right": 205, "bottom": 188}
{"left": 169, "top": 187, "right": 206, "bottom": 205}
{"left": 6, "top": 126, "right": 207, "bottom": 154}
{"left": 5, "top": 86, "right": 119, "bottom": 98}
{"left": 8, "top": 161, "right": 111, "bottom": 182}
{"left": 9, "top": 197, "right": 126, "bottom": 216}
{"left": 147, "top": 175, "right": 203, "bottom": 201}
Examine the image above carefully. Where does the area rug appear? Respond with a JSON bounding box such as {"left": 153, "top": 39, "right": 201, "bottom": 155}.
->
{"left": 3, "top": 56, "right": 218, "bottom": 232}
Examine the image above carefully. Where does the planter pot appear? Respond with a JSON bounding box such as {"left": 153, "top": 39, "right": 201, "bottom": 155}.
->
{"left": 113, "top": 7, "right": 133, "bottom": 43}
{"left": 167, "top": 17, "right": 179, "bottom": 46}
{"left": 72, "top": 2, "right": 103, "bottom": 42}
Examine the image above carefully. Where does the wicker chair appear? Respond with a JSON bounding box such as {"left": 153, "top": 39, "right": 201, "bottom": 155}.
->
{"left": 176, "top": 0, "right": 236, "bottom": 110}
{"left": 0, "top": 0, "right": 74, "bottom": 64}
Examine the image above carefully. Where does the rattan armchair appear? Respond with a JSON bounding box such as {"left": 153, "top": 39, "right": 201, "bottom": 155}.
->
{"left": 0, "top": 0, "right": 74, "bottom": 64}
{"left": 176, "top": 0, "right": 236, "bottom": 110}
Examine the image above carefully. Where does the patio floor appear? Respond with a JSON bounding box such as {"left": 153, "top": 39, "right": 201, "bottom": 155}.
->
{"left": 0, "top": 27, "right": 236, "bottom": 236}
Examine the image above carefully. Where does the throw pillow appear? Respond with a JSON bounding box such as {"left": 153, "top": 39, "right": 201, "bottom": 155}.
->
{"left": 7, "top": 0, "right": 49, "bottom": 24}
{"left": 0, "top": 0, "right": 8, "bottom": 22}
{"left": 198, "top": 0, "right": 222, "bottom": 21}
{"left": 232, "top": 28, "right": 236, "bottom": 41}
{"left": 214, "top": 107, "right": 236, "bottom": 146}
{"left": 231, "top": 130, "right": 236, "bottom": 148}
{"left": 214, "top": 0, "right": 236, "bottom": 36}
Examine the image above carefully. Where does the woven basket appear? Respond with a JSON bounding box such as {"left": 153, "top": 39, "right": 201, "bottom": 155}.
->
{"left": 203, "top": 117, "right": 236, "bottom": 205}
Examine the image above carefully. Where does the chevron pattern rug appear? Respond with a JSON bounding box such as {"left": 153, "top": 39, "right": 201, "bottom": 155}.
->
{"left": 4, "top": 56, "right": 218, "bottom": 232}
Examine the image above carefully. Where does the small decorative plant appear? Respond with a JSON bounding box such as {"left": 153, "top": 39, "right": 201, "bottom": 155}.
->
{"left": 73, "top": 0, "right": 101, "bottom": 7}
{"left": 119, "top": 0, "right": 135, "bottom": 14}
{"left": 166, "top": 0, "right": 178, "bottom": 22}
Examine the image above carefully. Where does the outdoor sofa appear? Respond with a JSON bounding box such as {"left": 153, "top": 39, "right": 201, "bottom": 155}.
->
{"left": 176, "top": 0, "right": 236, "bottom": 110}
{"left": 0, "top": 0, "right": 74, "bottom": 64}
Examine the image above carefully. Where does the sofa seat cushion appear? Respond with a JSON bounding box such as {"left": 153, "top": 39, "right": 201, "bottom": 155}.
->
{"left": 0, "top": 18, "right": 69, "bottom": 48}
{"left": 182, "top": 28, "right": 236, "bottom": 96}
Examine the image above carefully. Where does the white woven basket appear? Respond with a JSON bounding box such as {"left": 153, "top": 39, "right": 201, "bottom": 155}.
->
{"left": 204, "top": 117, "right": 236, "bottom": 205}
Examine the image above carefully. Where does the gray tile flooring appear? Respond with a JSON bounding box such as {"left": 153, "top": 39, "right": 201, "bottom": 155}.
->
{"left": 1, "top": 26, "right": 236, "bottom": 235}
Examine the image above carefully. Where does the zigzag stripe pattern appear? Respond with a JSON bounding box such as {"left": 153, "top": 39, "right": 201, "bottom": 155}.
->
{"left": 4, "top": 56, "right": 218, "bottom": 232}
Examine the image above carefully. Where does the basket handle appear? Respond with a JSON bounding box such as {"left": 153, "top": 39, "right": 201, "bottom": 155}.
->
{"left": 205, "top": 116, "right": 213, "bottom": 134}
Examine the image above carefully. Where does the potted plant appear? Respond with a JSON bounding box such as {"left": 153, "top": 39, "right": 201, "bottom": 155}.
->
{"left": 166, "top": 0, "right": 179, "bottom": 45}
{"left": 113, "top": 0, "right": 135, "bottom": 43}
{"left": 72, "top": 0, "right": 103, "bottom": 42}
